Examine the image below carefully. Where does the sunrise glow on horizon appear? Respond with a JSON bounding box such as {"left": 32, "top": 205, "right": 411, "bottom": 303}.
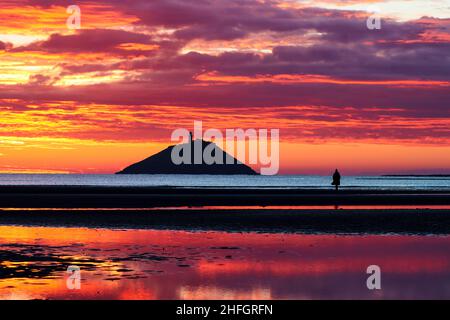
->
{"left": 0, "top": 0, "right": 449, "bottom": 175}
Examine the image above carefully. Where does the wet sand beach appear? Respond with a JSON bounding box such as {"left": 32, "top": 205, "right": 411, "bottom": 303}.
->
{"left": 0, "top": 209, "right": 449, "bottom": 235}
{"left": 0, "top": 186, "right": 449, "bottom": 208}
{"left": 0, "top": 186, "right": 449, "bottom": 234}
{"left": 1, "top": 226, "right": 450, "bottom": 300}
{"left": 1, "top": 185, "right": 449, "bottom": 300}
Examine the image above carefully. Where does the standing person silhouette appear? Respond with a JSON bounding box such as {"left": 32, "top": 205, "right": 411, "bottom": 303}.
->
{"left": 332, "top": 169, "right": 341, "bottom": 191}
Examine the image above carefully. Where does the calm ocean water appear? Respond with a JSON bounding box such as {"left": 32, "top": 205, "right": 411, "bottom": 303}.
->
{"left": 0, "top": 174, "right": 449, "bottom": 190}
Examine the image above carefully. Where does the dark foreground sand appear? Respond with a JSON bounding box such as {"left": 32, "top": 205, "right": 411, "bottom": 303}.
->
{"left": 0, "top": 186, "right": 449, "bottom": 207}
{"left": 0, "top": 186, "right": 449, "bottom": 235}
{"left": 0, "top": 209, "right": 449, "bottom": 235}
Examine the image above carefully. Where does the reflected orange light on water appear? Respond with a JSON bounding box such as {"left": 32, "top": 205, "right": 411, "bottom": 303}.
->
{"left": 0, "top": 226, "right": 450, "bottom": 300}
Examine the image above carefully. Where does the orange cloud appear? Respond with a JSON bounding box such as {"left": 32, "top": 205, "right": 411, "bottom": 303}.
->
{"left": 195, "top": 72, "right": 450, "bottom": 87}
{"left": 0, "top": 4, "right": 138, "bottom": 37}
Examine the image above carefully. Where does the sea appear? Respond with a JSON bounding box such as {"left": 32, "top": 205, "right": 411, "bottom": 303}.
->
{"left": 0, "top": 174, "right": 449, "bottom": 190}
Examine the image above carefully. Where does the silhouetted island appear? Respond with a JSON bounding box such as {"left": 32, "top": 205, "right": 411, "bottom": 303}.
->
{"left": 116, "top": 139, "right": 258, "bottom": 175}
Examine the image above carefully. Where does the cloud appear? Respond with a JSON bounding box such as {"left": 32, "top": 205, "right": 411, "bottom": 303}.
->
{"left": 0, "top": 0, "right": 449, "bottom": 146}
{"left": 0, "top": 41, "right": 13, "bottom": 51}
{"left": 13, "top": 29, "right": 164, "bottom": 55}
{"left": 28, "top": 74, "right": 59, "bottom": 85}
{"left": 0, "top": 99, "right": 448, "bottom": 145}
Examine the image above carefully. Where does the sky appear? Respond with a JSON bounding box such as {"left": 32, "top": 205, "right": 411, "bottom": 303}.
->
{"left": 0, "top": 0, "right": 449, "bottom": 175}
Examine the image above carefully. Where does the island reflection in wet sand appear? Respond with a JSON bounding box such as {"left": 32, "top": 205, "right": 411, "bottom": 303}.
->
{"left": 0, "top": 226, "right": 449, "bottom": 300}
